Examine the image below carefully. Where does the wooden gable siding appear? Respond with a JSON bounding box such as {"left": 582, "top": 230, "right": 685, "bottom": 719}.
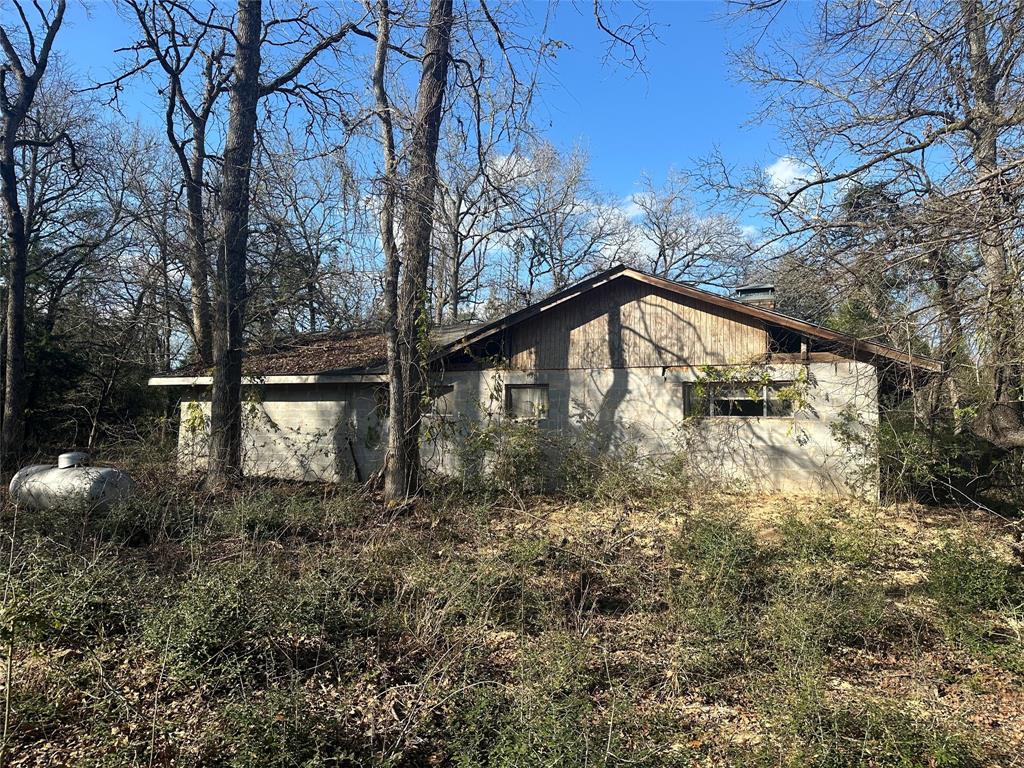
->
{"left": 505, "top": 279, "right": 768, "bottom": 370}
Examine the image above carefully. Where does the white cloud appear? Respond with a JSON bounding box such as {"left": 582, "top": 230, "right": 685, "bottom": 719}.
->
{"left": 619, "top": 195, "right": 644, "bottom": 220}
{"left": 488, "top": 151, "right": 531, "bottom": 181}
{"left": 765, "top": 156, "right": 811, "bottom": 191}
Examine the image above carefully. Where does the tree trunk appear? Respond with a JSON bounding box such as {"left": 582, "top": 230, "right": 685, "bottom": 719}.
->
{"left": 0, "top": 0, "right": 65, "bottom": 467}
{"left": 207, "top": 0, "right": 262, "bottom": 489}
{"left": 371, "top": 0, "right": 407, "bottom": 502}
{"left": 0, "top": 142, "right": 28, "bottom": 467}
{"left": 382, "top": 0, "right": 454, "bottom": 503}
{"left": 183, "top": 156, "right": 213, "bottom": 365}
{"left": 961, "top": 0, "right": 1024, "bottom": 447}
{"left": 448, "top": 217, "right": 463, "bottom": 322}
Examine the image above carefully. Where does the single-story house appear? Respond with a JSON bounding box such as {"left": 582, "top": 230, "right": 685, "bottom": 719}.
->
{"left": 149, "top": 265, "right": 941, "bottom": 496}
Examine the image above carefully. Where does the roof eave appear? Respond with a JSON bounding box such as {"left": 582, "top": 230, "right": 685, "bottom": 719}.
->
{"left": 148, "top": 372, "right": 389, "bottom": 387}
{"left": 435, "top": 265, "right": 944, "bottom": 374}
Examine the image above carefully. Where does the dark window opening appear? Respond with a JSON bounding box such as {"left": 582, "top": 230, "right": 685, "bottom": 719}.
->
{"left": 685, "top": 381, "right": 796, "bottom": 418}
{"left": 767, "top": 325, "right": 802, "bottom": 354}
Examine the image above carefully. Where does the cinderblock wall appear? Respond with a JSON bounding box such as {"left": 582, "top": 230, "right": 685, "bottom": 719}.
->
{"left": 177, "top": 360, "right": 879, "bottom": 497}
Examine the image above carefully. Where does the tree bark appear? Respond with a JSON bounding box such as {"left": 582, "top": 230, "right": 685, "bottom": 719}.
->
{"left": 182, "top": 136, "right": 214, "bottom": 364}
{"left": 961, "top": 0, "right": 1024, "bottom": 447}
{"left": 206, "top": 0, "right": 261, "bottom": 489}
{"left": 927, "top": 248, "right": 966, "bottom": 429}
{"left": 0, "top": 0, "right": 66, "bottom": 467}
{"left": 0, "top": 140, "right": 28, "bottom": 467}
{"left": 371, "top": 0, "right": 406, "bottom": 502}
{"left": 382, "top": 0, "right": 454, "bottom": 503}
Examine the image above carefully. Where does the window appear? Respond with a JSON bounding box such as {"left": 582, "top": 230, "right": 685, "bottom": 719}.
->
{"left": 374, "top": 385, "right": 390, "bottom": 418}
{"left": 710, "top": 384, "right": 765, "bottom": 417}
{"left": 506, "top": 384, "right": 549, "bottom": 421}
{"left": 685, "top": 382, "right": 795, "bottom": 418}
{"left": 427, "top": 384, "right": 456, "bottom": 420}
{"left": 766, "top": 385, "right": 795, "bottom": 417}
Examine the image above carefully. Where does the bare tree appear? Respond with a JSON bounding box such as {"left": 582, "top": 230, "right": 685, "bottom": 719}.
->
{"left": 0, "top": 0, "right": 66, "bottom": 464}
{"left": 2, "top": 100, "right": 155, "bottom": 450}
{"left": 19, "top": 80, "right": 130, "bottom": 336}
{"left": 249, "top": 141, "right": 376, "bottom": 337}
{"left": 373, "top": 0, "right": 455, "bottom": 503}
{"left": 113, "top": 0, "right": 233, "bottom": 365}
{"left": 716, "top": 0, "right": 1024, "bottom": 447}
{"left": 205, "top": 0, "right": 262, "bottom": 488}
{"left": 431, "top": 117, "right": 532, "bottom": 322}
{"left": 370, "top": 2, "right": 653, "bottom": 502}
{"left": 618, "top": 170, "right": 747, "bottom": 287}
{"left": 207, "top": 0, "right": 367, "bottom": 488}
{"left": 432, "top": 129, "right": 502, "bottom": 323}
{"left": 503, "top": 141, "right": 621, "bottom": 306}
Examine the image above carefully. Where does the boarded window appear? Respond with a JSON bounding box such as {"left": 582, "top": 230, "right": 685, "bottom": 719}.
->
{"left": 685, "top": 382, "right": 795, "bottom": 418}
{"left": 506, "top": 384, "right": 549, "bottom": 421}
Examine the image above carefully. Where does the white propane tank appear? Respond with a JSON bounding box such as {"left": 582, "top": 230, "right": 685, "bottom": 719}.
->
{"left": 9, "top": 452, "right": 134, "bottom": 512}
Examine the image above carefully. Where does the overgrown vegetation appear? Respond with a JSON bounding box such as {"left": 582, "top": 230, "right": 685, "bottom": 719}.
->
{"left": 1, "top": 446, "right": 1022, "bottom": 766}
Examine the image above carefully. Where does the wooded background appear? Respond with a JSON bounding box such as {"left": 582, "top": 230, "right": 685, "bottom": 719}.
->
{"left": 2, "top": 0, "right": 1022, "bottom": 503}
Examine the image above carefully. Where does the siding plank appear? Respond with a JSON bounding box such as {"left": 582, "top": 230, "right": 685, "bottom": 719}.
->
{"left": 506, "top": 280, "right": 767, "bottom": 370}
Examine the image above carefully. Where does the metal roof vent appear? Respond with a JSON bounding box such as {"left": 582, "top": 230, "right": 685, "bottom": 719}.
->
{"left": 733, "top": 283, "right": 776, "bottom": 310}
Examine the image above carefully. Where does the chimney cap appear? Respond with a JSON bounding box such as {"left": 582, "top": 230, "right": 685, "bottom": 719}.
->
{"left": 735, "top": 282, "right": 775, "bottom": 293}
{"left": 733, "top": 283, "right": 776, "bottom": 309}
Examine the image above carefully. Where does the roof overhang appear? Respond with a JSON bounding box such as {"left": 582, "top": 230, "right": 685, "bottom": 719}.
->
{"left": 148, "top": 373, "right": 388, "bottom": 387}
{"left": 436, "top": 265, "right": 944, "bottom": 374}
{"left": 149, "top": 265, "right": 943, "bottom": 385}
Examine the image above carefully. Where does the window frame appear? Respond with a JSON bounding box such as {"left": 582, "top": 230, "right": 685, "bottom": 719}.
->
{"left": 425, "top": 383, "right": 456, "bottom": 421}
{"left": 684, "top": 381, "right": 796, "bottom": 419}
{"left": 505, "top": 383, "right": 550, "bottom": 422}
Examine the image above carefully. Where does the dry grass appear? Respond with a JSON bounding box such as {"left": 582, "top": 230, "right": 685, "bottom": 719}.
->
{"left": 1, "top": 461, "right": 1022, "bottom": 767}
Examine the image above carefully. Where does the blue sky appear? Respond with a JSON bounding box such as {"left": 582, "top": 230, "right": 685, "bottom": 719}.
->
{"left": 55, "top": 1, "right": 793, "bottom": 205}
{"left": 532, "top": 1, "right": 788, "bottom": 197}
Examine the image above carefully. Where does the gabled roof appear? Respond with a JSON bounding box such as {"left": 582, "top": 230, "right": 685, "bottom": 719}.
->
{"left": 437, "top": 265, "right": 943, "bottom": 373}
{"left": 150, "top": 264, "right": 942, "bottom": 387}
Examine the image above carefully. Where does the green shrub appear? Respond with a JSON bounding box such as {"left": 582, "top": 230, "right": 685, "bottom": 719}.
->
{"left": 294, "top": 557, "right": 370, "bottom": 647}
{"left": 777, "top": 513, "right": 878, "bottom": 569}
{"left": 4, "top": 669, "right": 72, "bottom": 745}
{"left": 759, "top": 571, "right": 894, "bottom": 672}
{"left": 5, "top": 541, "right": 146, "bottom": 645}
{"left": 201, "top": 688, "right": 356, "bottom": 768}
{"left": 97, "top": 484, "right": 208, "bottom": 545}
{"left": 667, "top": 515, "right": 772, "bottom": 686}
{"left": 455, "top": 414, "right": 696, "bottom": 505}
{"left": 217, "top": 488, "right": 364, "bottom": 540}
{"left": 927, "top": 534, "right": 1018, "bottom": 616}
{"left": 925, "top": 534, "right": 1023, "bottom": 672}
{"left": 457, "top": 421, "right": 551, "bottom": 498}
{"left": 666, "top": 514, "right": 914, "bottom": 691}
{"left": 563, "top": 441, "right": 690, "bottom": 507}
{"left": 669, "top": 514, "right": 769, "bottom": 620}
{"left": 768, "top": 696, "right": 982, "bottom": 768}
{"left": 391, "top": 537, "right": 556, "bottom": 637}
{"left": 446, "top": 633, "right": 600, "bottom": 768}
{"left": 872, "top": 413, "right": 995, "bottom": 503}
{"left": 145, "top": 563, "right": 298, "bottom": 679}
